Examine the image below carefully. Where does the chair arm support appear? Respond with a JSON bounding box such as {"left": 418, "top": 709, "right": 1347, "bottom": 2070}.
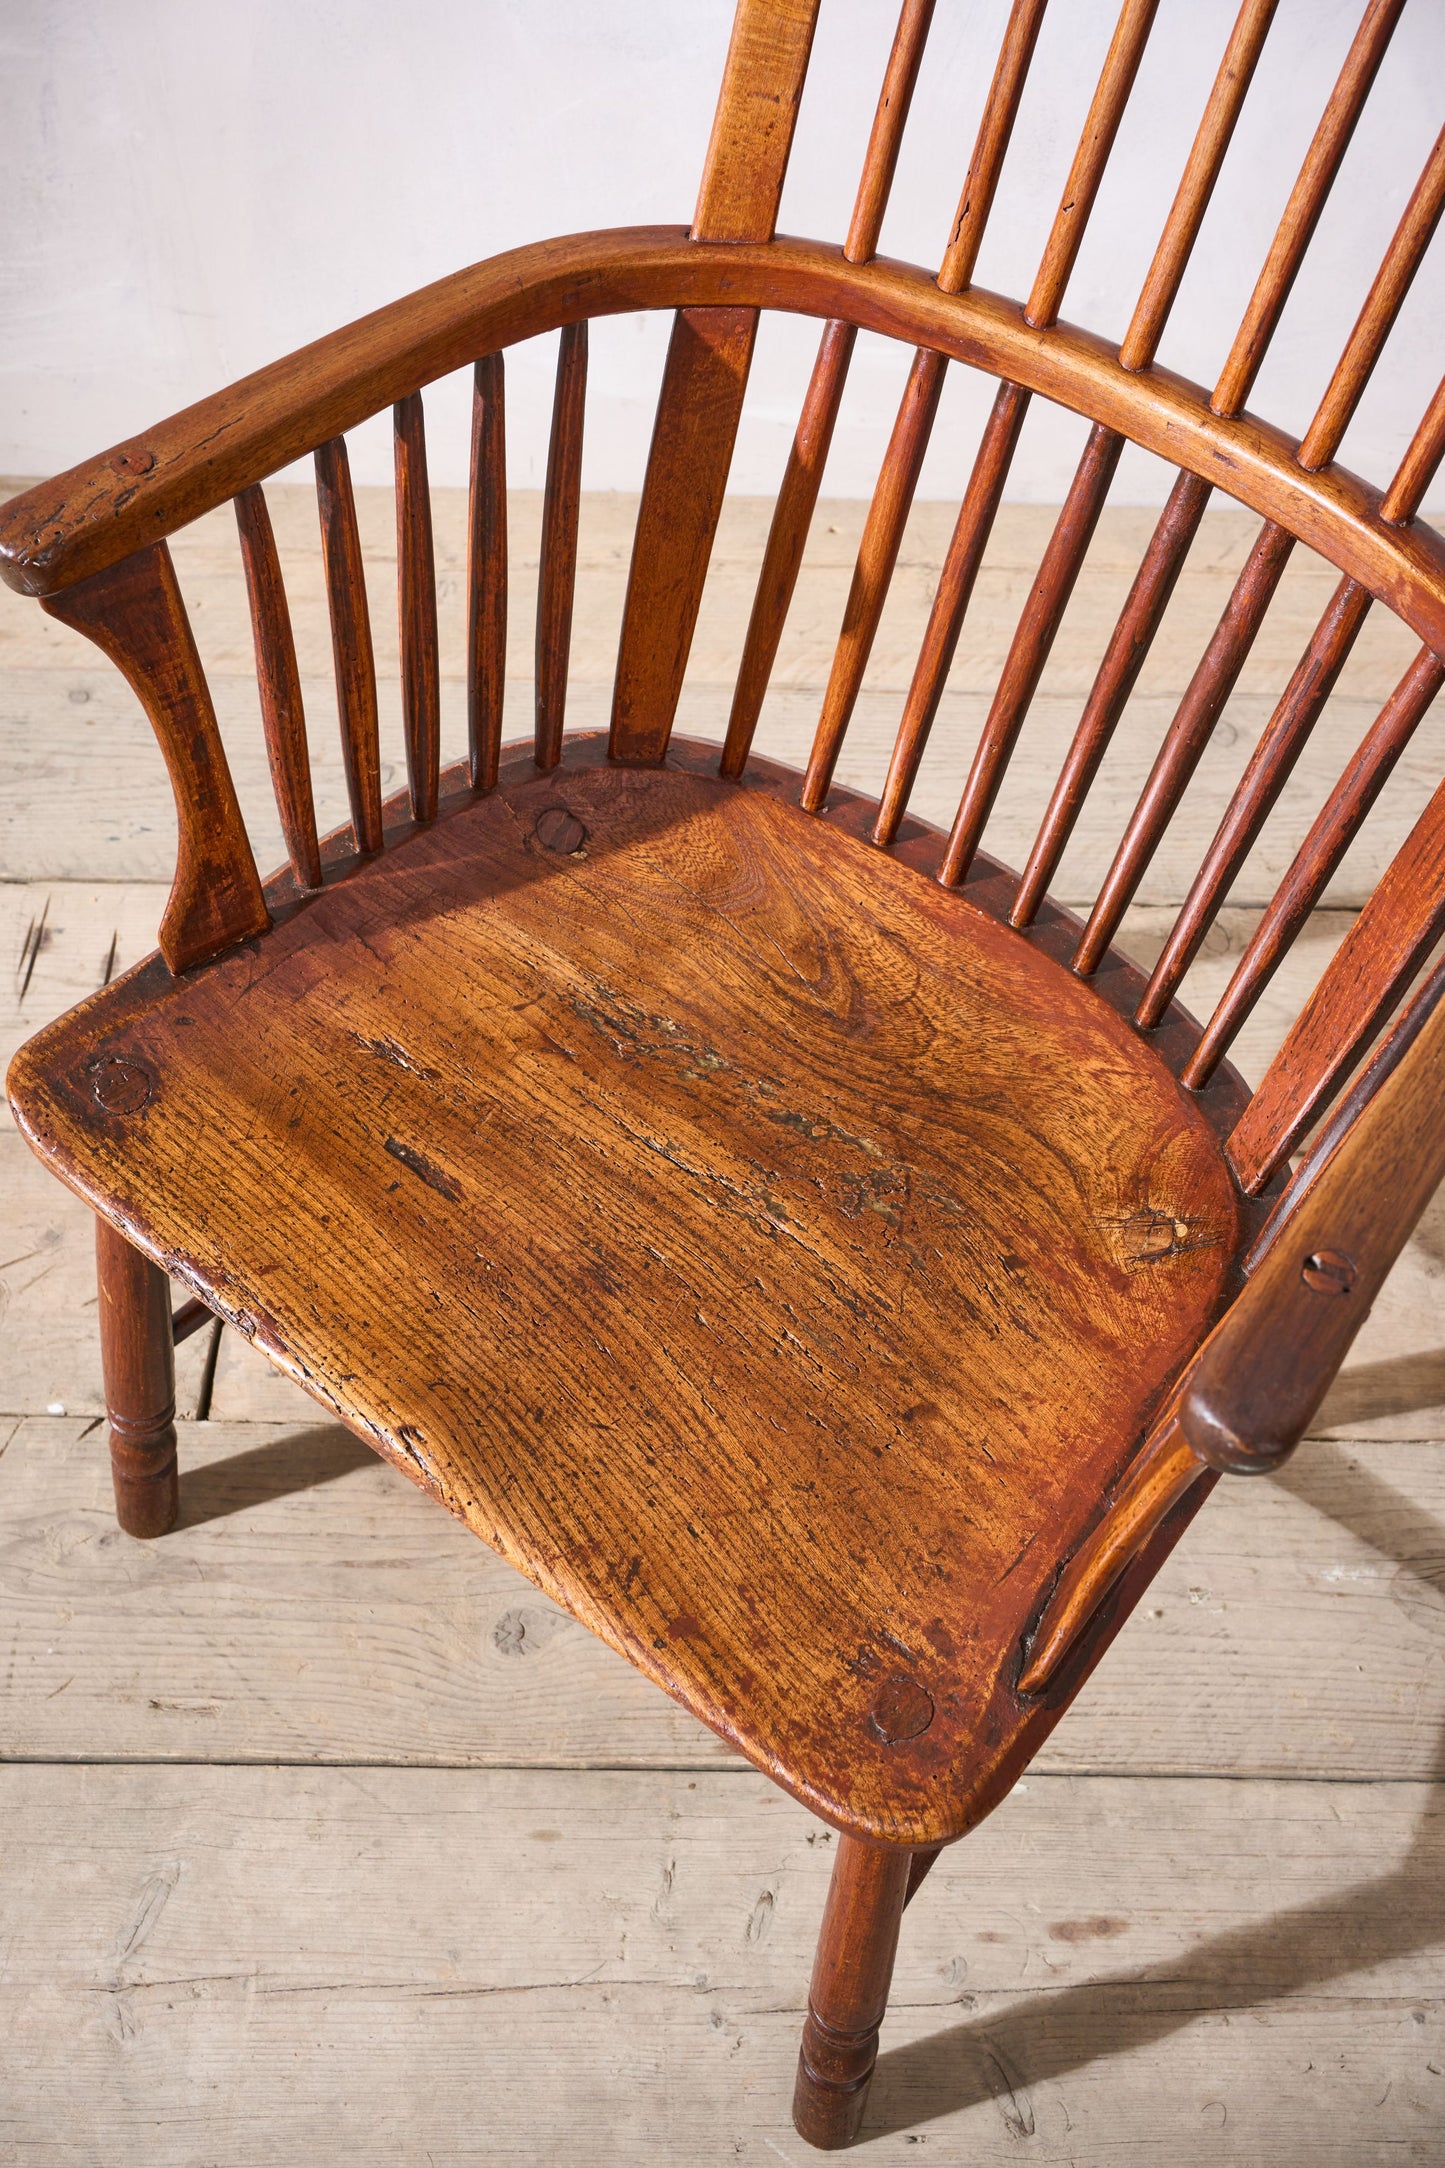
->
{"left": 1182, "top": 954, "right": 1445, "bottom": 1474}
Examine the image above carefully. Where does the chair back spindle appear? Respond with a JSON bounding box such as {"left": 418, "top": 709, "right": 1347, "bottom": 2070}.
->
{"left": 234, "top": 482, "right": 322, "bottom": 891}
{"left": 956, "top": 0, "right": 1400, "bottom": 907}
{"left": 535, "top": 321, "right": 588, "bottom": 771}
{"left": 467, "top": 352, "right": 508, "bottom": 794}
{"left": 953, "top": 0, "right": 1280, "bottom": 889}
{"left": 394, "top": 392, "right": 441, "bottom": 824}
{"left": 720, "top": 0, "right": 937, "bottom": 778}
{"left": 858, "top": 0, "right": 1172, "bottom": 840}
{"left": 315, "top": 436, "right": 384, "bottom": 856}
{"left": 1078, "top": 63, "right": 1435, "bottom": 986}
{"left": 804, "top": 0, "right": 1085, "bottom": 815}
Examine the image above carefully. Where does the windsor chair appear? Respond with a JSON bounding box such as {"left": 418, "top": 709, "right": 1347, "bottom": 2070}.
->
{"left": 4, "top": 0, "right": 1445, "bottom": 2148}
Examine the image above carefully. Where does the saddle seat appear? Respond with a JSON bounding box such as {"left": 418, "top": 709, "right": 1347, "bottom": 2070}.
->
{"left": 6, "top": 734, "right": 1248, "bottom": 1845}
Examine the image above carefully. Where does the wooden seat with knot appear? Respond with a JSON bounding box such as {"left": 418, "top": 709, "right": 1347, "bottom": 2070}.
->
{"left": 5, "top": 0, "right": 1445, "bottom": 2147}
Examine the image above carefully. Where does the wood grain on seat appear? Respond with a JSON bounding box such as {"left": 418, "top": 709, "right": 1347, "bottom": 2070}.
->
{"left": 7, "top": 738, "right": 1243, "bottom": 1846}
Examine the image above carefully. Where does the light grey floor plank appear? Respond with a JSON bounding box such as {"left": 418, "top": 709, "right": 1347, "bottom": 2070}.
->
{"left": 0, "top": 1764, "right": 1440, "bottom": 2166}
{"left": 2, "top": 666, "right": 1431, "bottom": 909}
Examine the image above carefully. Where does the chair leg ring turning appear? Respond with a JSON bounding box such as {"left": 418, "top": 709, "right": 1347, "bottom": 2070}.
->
{"left": 792, "top": 1834, "right": 912, "bottom": 2149}
{"left": 95, "top": 1216, "right": 179, "bottom": 1539}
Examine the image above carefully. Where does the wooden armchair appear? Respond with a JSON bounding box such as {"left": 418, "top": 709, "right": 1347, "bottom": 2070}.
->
{"left": 5, "top": 0, "right": 1445, "bottom": 2146}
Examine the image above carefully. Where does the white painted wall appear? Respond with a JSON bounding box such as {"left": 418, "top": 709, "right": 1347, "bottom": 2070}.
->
{"left": 3, "top": 0, "right": 1442, "bottom": 503}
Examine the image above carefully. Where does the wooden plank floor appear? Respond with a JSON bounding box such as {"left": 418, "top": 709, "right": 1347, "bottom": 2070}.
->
{"left": 2, "top": 484, "right": 1443, "bottom": 2163}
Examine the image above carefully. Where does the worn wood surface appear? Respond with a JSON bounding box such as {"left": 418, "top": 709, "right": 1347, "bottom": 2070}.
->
{"left": 314, "top": 436, "right": 384, "bottom": 855}
{"left": 392, "top": 391, "right": 441, "bottom": 823}
{"left": 3, "top": 478, "right": 1443, "bottom": 2156}
{"left": 38, "top": 544, "right": 269, "bottom": 971}
{"left": 3, "top": 1413, "right": 1445, "bottom": 1779}
{"left": 1186, "top": 956, "right": 1445, "bottom": 1471}
{"left": 3, "top": 233, "right": 1444, "bottom": 658}
{"left": 8, "top": 742, "right": 1251, "bottom": 1846}
{"left": 794, "top": 1833, "right": 912, "bottom": 2146}
{"left": 234, "top": 482, "right": 321, "bottom": 890}
{"left": 93, "top": 1215, "right": 179, "bottom": 1540}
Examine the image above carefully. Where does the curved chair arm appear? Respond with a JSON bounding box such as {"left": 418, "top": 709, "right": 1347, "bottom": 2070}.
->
{"left": 3, "top": 229, "right": 1444, "bottom": 656}
{"left": 1183, "top": 951, "right": 1445, "bottom": 1473}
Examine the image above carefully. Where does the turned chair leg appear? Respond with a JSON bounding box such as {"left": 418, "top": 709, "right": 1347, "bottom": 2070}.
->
{"left": 95, "top": 1216, "right": 179, "bottom": 1538}
{"left": 793, "top": 1833, "right": 911, "bottom": 2150}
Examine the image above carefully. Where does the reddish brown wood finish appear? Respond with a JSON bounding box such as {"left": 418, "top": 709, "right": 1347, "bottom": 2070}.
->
{"left": 1005, "top": 0, "right": 1409, "bottom": 938}
{"left": 860, "top": 0, "right": 1053, "bottom": 837}
{"left": 315, "top": 436, "right": 383, "bottom": 855}
{"left": 394, "top": 393, "right": 441, "bottom": 823}
{"left": 1011, "top": 469, "right": 1212, "bottom": 927}
{"left": 874, "top": 380, "right": 1030, "bottom": 844}
{"left": 610, "top": 304, "right": 758, "bottom": 765}
{"left": 609, "top": 0, "right": 819, "bottom": 768}
{"left": 1123, "top": 120, "right": 1445, "bottom": 1016}
{"left": 1023, "top": 0, "right": 1160, "bottom": 333}
{"left": 794, "top": 0, "right": 1054, "bottom": 815}
{"left": 721, "top": 0, "right": 935, "bottom": 778}
{"left": 1138, "top": 576, "right": 1375, "bottom": 1025}
{"left": 1073, "top": 519, "right": 1297, "bottom": 974}
{"left": 841, "top": 0, "right": 935, "bottom": 265}
{"left": 938, "top": 420, "right": 1123, "bottom": 883}
{"left": 721, "top": 316, "right": 858, "bottom": 778}
{"left": 1019, "top": 1416, "right": 1205, "bottom": 1696}
{"left": 916, "top": 0, "right": 1277, "bottom": 886}
{"left": 1186, "top": 958, "right": 1445, "bottom": 1468}
{"left": 793, "top": 1837, "right": 911, "bottom": 2148}
{"left": 40, "top": 543, "right": 269, "bottom": 971}
{"left": 8, "top": 738, "right": 1249, "bottom": 1849}
{"left": 5, "top": 237, "right": 1445, "bottom": 654}
{"left": 990, "top": 0, "right": 1276, "bottom": 903}
{"left": 170, "top": 1294, "right": 213, "bottom": 1346}
{"left": 535, "top": 323, "right": 588, "bottom": 770}
{"left": 95, "top": 1214, "right": 179, "bottom": 1540}
{"left": 1297, "top": 123, "right": 1445, "bottom": 472}
{"left": 1383, "top": 373, "right": 1445, "bottom": 526}
{"left": 801, "top": 346, "right": 947, "bottom": 809}
{"left": 235, "top": 483, "right": 322, "bottom": 890}
{"left": 809, "top": 0, "right": 1158, "bottom": 818}
{"left": 1188, "top": 645, "right": 1445, "bottom": 1108}
{"left": 690, "top": 0, "right": 820, "bottom": 244}
{"left": 1117, "top": 0, "right": 1279, "bottom": 372}
{"left": 467, "top": 353, "right": 508, "bottom": 793}
{"left": 1224, "top": 655, "right": 1445, "bottom": 1191}
{"left": 934, "top": 0, "right": 1049, "bottom": 296}
{"left": 7, "top": 3, "right": 1445, "bottom": 2148}
{"left": 1210, "top": 0, "right": 1404, "bottom": 420}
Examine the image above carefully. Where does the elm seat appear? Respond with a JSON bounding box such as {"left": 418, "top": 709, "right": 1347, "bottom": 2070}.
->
{"left": 8, "top": 739, "right": 1245, "bottom": 1846}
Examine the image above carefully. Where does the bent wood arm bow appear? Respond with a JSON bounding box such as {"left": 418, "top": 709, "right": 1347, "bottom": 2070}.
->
{"left": 3, "top": 230, "right": 1444, "bottom": 658}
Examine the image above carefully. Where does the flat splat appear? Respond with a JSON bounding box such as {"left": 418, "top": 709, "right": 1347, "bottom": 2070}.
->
{"left": 9, "top": 741, "right": 1244, "bottom": 1845}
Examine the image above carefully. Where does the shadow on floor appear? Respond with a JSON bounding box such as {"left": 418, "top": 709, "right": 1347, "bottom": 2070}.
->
{"left": 1315, "top": 1343, "right": 1445, "bottom": 1432}
{"left": 176, "top": 1422, "right": 379, "bottom": 1528}
{"left": 865, "top": 1440, "right": 1445, "bottom": 2140}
